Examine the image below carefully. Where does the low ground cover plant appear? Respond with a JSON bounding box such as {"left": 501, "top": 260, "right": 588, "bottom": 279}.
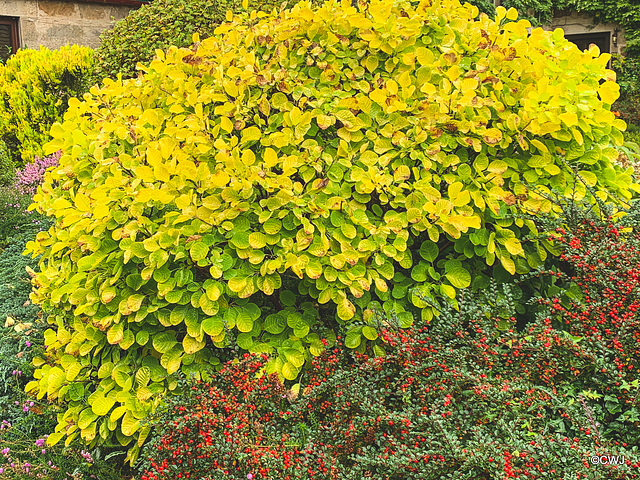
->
{"left": 0, "top": 141, "right": 14, "bottom": 188}
{"left": 138, "top": 198, "right": 640, "bottom": 480}
{"left": 0, "top": 188, "right": 49, "bottom": 251}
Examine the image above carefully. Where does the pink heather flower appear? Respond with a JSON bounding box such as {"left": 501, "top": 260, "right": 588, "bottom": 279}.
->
{"left": 247, "top": 475, "right": 254, "bottom": 480}
{"left": 80, "top": 450, "right": 93, "bottom": 463}
{"left": 13, "top": 151, "right": 61, "bottom": 195}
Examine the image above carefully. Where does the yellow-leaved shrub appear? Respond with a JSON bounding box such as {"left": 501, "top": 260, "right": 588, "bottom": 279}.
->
{"left": 0, "top": 46, "right": 93, "bottom": 166}
{"left": 24, "top": 0, "right": 635, "bottom": 461}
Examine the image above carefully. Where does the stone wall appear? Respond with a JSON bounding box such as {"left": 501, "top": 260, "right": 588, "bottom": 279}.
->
{"left": 0, "top": 1, "right": 140, "bottom": 50}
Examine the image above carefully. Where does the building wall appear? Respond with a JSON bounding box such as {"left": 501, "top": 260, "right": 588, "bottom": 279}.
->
{"left": 0, "top": 1, "right": 139, "bottom": 50}
{"left": 549, "top": 10, "right": 626, "bottom": 55}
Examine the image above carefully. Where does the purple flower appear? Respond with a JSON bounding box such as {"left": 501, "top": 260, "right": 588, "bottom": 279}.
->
{"left": 25, "top": 341, "right": 31, "bottom": 347}
{"left": 0, "top": 468, "right": 3, "bottom": 474}
{"left": 247, "top": 475, "right": 254, "bottom": 480}
{"left": 35, "top": 438, "right": 45, "bottom": 447}
{"left": 1, "top": 447, "right": 10, "bottom": 455}
{"left": 13, "top": 151, "right": 61, "bottom": 195}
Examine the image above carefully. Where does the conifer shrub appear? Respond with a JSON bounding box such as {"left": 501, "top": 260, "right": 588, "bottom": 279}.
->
{"left": 0, "top": 46, "right": 93, "bottom": 166}
{"left": 25, "top": 0, "right": 635, "bottom": 460}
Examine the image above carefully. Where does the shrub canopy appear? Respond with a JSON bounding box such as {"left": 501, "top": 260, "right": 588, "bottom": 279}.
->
{"left": 26, "top": 0, "right": 634, "bottom": 462}
{"left": 0, "top": 46, "right": 93, "bottom": 166}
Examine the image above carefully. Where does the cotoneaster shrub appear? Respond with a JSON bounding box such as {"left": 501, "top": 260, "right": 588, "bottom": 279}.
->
{"left": 92, "top": 0, "right": 285, "bottom": 82}
{"left": 139, "top": 282, "right": 638, "bottom": 480}
{"left": 0, "top": 46, "right": 93, "bottom": 166}
{"left": 26, "top": 0, "right": 635, "bottom": 460}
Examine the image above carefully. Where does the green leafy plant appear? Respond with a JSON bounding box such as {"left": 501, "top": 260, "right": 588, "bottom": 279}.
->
{"left": 25, "top": 0, "right": 634, "bottom": 461}
{"left": 0, "top": 188, "right": 50, "bottom": 251}
{"left": 0, "top": 46, "right": 94, "bottom": 166}
{"left": 93, "top": 0, "right": 284, "bottom": 82}
{"left": 612, "top": 54, "right": 640, "bottom": 127}
{"left": 0, "top": 140, "right": 14, "bottom": 187}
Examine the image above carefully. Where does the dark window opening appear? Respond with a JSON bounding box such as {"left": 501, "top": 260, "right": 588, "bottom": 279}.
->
{"left": 565, "top": 32, "right": 611, "bottom": 54}
{"left": 0, "top": 17, "right": 19, "bottom": 64}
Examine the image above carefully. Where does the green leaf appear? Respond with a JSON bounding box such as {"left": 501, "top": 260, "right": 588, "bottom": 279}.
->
{"left": 98, "top": 362, "right": 114, "bottom": 379}
{"left": 345, "top": 332, "right": 361, "bottom": 348}
{"left": 107, "top": 323, "right": 124, "bottom": 344}
{"left": 236, "top": 310, "right": 254, "bottom": 333}
{"left": 265, "top": 313, "right": 286, "bottom": 334}
{"left": 397, "top": 312, "right": 414, "bottom": 328}
{"left": 136, "top": 331, "right": 150, "bottom": 346}
{"left": 135, "top": 367, "right": 151, "bottom": 387}
{"left": 280, "top": 290, "right": 297, "bottom": 306}
{"left": 445, "top": 267, "right": 471, "bottom": 289}
{"left": 91, "top": 395, "right": 116, "bottom": 416}
{"left": 126, "top": 274, "right": 145, "bottom": 291}
{"left": 281, "top": 362, "right": 299, "bottom": 380}
{"left": 121, "top": 412, "right": 140, "bottom": 436}
{"left": 337, "top": 298, "right": 356, "bottom": 320}
{"left": 362, "top": 326, "right": 379, "bottom": 340}
{"left": 236, "top": 333, "right": 254, "bottom": 350}
{"left": 120, "top": 330, "right": 135, "bottom": 350}
{"left": 190, "top": 242, "right": 209, "bottom": 261}
{"left": 153, "top": 332, "right": 177, "bottom": 354}
{"left": 68, "top": 383, "right": 85, "bottom": 402}
{"left": 160, "top": 348, "right": 182, "bottom": 375}
{"left": 202, "top": 316, "right": 224, "bottom": 336}
{"left": 78, "top": 407, "right": 98, "bottom": 430}
{"left": 419, "top": 241, "right": 439, "bottom": 262}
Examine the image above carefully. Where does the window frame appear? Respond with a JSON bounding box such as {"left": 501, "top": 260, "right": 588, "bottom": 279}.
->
{"left": 0, "top": 16, "right": 19, "bottom": 62}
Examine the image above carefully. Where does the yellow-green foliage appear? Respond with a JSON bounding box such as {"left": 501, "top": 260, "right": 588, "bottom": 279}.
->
{"left": 0, "top": 46, "right": 93, "bottom": 166}
{"left": 24, "top": 0, "right": 634, "bottom": 461}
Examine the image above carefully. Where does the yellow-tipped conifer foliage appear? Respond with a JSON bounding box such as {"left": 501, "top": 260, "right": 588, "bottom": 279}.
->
{"left": 0, "top": 45, "right": 93, "bottom": 166}
{"left": 25, "top": 0, "right": 634, "bottom": 460}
